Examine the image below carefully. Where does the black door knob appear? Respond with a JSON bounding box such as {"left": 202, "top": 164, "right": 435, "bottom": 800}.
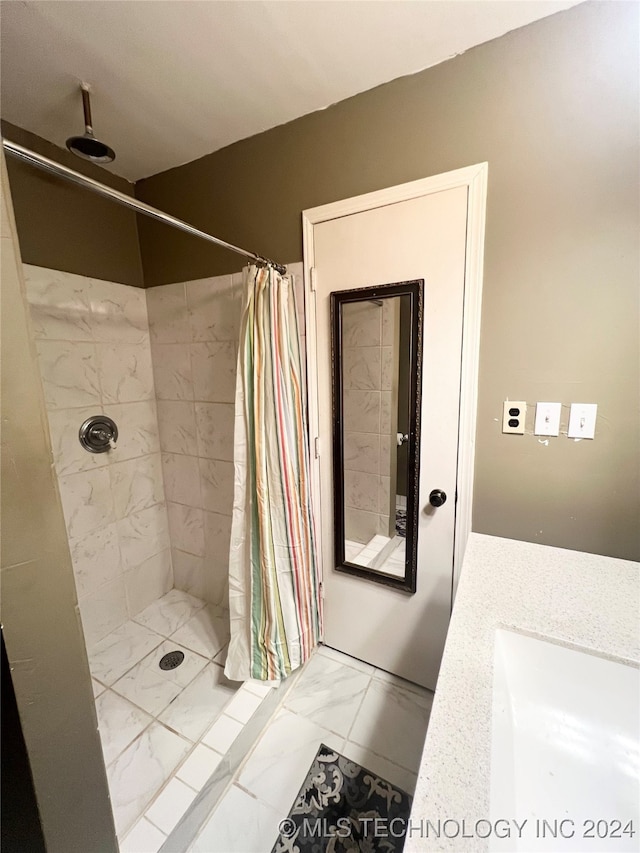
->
{"left": 429, "top": 489, "right": 447, "bottom": 508}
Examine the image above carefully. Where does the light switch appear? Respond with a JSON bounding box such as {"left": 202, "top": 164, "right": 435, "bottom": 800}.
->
{"left": 534, "top": 402, "right": 562, "bottom": 437}
{"left": 567, "top": 403, "right": 597, "bottom": 439}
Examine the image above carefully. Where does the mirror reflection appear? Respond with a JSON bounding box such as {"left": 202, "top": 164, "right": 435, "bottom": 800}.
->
{"left": 331, "top": 280, "right": 423, "bottom": 593}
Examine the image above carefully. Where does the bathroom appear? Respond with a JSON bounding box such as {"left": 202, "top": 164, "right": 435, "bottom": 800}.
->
{"left": 1, "top": 2, "right": 638, "bottom": 852}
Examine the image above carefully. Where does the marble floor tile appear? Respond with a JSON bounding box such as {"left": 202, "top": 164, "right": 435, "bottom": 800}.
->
{"left": 201, "top": 714, "right": 243, "bottom": 754}
{"left": 95, "top": 690, "right": 153, "bottom": 766}
{"left": 119, "top": 817, "right": 166, "bottom": 853}
{"left": 341, "top": 739, "right": 418, "bottom": 796}
{"left": 244, "top": 679, "right": 276, "bottom": 699}
{"left": 133, "top": 589, "right": 206, "bottom": 637}
{"left": 284, "top": 650, "right": 371, "bottom": 737}
{"left": 192, "top": 784, "right": 282, "bottom": 853}
{"left": 111, "top": 640, "right": 209, "bottom": 717}
{"left": 92, "top": 678, "right": 106, "bottom": 698}
{"left": 170, "top": 604, "right": 230, "bottom": 659}
{"left": 347, "top": 678, "right": 432, "bottom": 773}
{"left": 237, "top": 707, "right": 343, "bottom": 814}
{"left": 317, "top": 643, "right": 375, "bottom": 676}
{"left": 88, "top": 620, "right": 164, "bottom": 685}
{"left": 214, "top": 643, "right": 228, "bottom": 666}
{"left": 176, "top": 743, "right": 224, "bottom": 791}
{"left": 145, "top": 777, "right": 197, "bottom": 835}
{"left": 372, "top": 667, "right": 433, "bottom": 697}
{"left": 223, "top": 686, "right": 264, "bottom": 725}
{"left": 158, "top": 663, "right": 237, "bottom": 742}
{"left": 106, "top": 722, "right": 190, "bottom": 837}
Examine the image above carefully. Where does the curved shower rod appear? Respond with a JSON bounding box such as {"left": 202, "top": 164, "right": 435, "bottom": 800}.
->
{"left": 2, "top": 138, "right": 287, "bottom": 275}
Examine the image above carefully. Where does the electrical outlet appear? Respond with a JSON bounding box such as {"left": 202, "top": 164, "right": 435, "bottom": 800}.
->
{"left": 502, "top": 401, "right": 526, "bottom": 434}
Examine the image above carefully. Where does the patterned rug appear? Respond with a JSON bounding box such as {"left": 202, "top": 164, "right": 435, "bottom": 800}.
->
{"left": 271, "top": 744, "right": 412, "bottom": 852}
{"left": 395, "top": 508, "right": 406, "bottom": 538}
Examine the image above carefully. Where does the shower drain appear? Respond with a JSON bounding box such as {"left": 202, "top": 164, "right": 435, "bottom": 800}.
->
{"left": 159, "top": 650, "right": 185, "bottom": 671}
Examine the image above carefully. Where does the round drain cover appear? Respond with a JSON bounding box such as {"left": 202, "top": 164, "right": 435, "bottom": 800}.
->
{"left": 159, "top": 650, "right": 185, "bottom": 671}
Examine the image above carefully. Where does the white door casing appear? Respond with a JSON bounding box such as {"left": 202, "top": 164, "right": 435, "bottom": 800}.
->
{"left": 302, "top": 164, "right": 487, "bottom": 688}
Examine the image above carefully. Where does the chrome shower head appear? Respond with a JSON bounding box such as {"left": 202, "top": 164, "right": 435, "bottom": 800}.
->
{"left": 66, "top": 83, "right": 115, "bottom": 164}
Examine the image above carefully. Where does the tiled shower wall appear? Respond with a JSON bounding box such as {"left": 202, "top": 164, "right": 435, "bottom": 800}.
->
{"left": 146, "top": 262, "right": 305, "bottom": 606}
{"left": 25, "top": 262, "right": 306, "bottom": 644}
{"left": 342, "top": 299, "right": 397, "bottom": 544}
{"left": 24, "top": 264, "right": 171, "bottom": 647}
{"left": 146, "top": 272, "right": 241, "bottom": 607}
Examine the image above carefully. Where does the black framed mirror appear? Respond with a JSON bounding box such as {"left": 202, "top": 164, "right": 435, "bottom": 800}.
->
{"left": 331, "top": 279, "right": 423, "bottom": 593}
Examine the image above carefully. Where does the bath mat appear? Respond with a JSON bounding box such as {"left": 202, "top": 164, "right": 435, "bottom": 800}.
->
{"left": 271, "top": 743, "right": 412, "bottom": 852}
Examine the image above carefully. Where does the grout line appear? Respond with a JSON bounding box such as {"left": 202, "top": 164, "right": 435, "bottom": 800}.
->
{"left": 102, "top": 709, "right": 156, "bottom": 770}
{"left": 77, "top": 543, "right": 172, "bottom": 615}
{"left": 345, "top": 731, "right": 425, "bottom": 776}
{"left": 121, "top": 817, "right": 167, "bottom": 847}
{"left": 344, "top": 671, "right": 373, "bottom": 744}
{"left": 233, "top": 782, "right": 260, "bottom": 801}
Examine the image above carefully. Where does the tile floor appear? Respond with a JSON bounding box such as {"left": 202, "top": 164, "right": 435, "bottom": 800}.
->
{"left": 344, "top": 534, "right": 406, "bottom": 577}
{"left": 86, "top": 589, "right": 273, "bottom": 849}
{"left": 189, "top": 644, "right": 433, "bottom": 853}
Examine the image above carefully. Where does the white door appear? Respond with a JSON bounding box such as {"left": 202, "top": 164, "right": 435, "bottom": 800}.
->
{"left": 305, "top": 180, "right": 477, "bottom": 690}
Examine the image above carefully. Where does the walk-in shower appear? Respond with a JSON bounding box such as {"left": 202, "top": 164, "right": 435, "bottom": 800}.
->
{"left": 1, "top": 135, "right": 292, "bottom": 845}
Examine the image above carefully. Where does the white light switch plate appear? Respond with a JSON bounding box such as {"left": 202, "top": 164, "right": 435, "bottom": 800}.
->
{"left": 567, "top": 403, "right": 597, "bottom": 439}
{"left": 534, "top": 402, "right": 562, "bottom": 436}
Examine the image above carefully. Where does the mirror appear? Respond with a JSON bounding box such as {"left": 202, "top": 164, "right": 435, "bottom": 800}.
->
{"left": 331, "top": 279, "right": 423, "bottom": 593}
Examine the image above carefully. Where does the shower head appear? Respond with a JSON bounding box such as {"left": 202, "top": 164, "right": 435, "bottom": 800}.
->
{"left": 66, "top": 83, "right": 115, "bottom": 164}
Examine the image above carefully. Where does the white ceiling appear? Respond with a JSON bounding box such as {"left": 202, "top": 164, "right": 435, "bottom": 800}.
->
{"left": 0, "top": 0, "right": 580, "bottom": 182}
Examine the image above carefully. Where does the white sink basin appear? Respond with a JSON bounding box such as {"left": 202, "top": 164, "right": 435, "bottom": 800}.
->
{"left": 490, "top": 629, "right": 639, "bottom": 852}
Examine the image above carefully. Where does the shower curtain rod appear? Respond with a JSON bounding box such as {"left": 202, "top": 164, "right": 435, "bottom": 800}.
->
{"left": 2, "top": 138, "right": 287, "bottom": 275}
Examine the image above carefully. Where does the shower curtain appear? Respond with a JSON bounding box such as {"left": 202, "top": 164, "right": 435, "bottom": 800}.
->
{"left": 224, "top": 264, "right": 322, "bottom": 682}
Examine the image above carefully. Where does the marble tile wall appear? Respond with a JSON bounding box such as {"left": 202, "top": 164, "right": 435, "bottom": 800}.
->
{"left": 342, "top": 299, "right": 397, "bottom": 544}
{"left": 24, "top": 264, "right": 172, "bottom": 646}
{"left": 146, "top": 263, "right": 305, "bottom": 607}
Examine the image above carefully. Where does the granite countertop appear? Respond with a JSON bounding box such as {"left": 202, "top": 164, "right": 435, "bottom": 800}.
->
{"left": 407, "top": 533, "right": 640, "bottom": 852}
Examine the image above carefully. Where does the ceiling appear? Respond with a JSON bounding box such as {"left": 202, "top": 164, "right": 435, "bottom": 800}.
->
{"left": 0, "top": 0, "right": 580, "bottom": 182}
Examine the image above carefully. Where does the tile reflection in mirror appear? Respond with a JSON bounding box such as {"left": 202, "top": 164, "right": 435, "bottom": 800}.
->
{"left": 331, "top": 281, "right": 423, "bottom": 593}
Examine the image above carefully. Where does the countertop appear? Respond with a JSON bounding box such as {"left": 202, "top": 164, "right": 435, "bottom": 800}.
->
{"left": 407, "top": 533, "right": 640, "bottom": 852}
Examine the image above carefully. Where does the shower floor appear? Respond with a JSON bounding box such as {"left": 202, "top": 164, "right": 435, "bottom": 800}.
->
{"left": 189, "top": 644, "right": 434, "bottom": 853}
{"left": 87, "top": 589, "right": 274, "bottom": 848}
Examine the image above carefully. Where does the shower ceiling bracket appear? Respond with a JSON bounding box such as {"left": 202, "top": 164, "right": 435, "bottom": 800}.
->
{"left": 1, "top": 138, "right": 286, "bottom": 275}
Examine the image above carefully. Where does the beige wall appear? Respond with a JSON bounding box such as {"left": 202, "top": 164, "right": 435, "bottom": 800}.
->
{"left": 1, "top": 156, "right": 118, "bottom": 852}
{"left": 2, "top": 121, "right": 144, "bottom": 287}
{"left": 136, "top": 2, "right": 639, "bottom": 561}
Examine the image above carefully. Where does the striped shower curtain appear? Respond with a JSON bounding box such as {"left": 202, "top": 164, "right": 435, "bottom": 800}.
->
{"left": 224, "top": 264, "right": 322, "bottom": 682}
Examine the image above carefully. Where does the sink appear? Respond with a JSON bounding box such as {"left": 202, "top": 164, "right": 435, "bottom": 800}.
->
{"left": 490, "top": 629, "right": 639, "bottom": 852}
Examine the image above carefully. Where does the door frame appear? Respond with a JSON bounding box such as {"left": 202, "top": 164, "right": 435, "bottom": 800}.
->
{"left": 302, "top": 162, "right": 488, "bottom": 602}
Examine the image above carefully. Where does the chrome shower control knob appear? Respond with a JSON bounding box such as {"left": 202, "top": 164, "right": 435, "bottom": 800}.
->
{"left": 428, "top": 489, "right": 447, "bottom": 508}
{"left": 79, "top": 415, "right": 118, "bottom": 453}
